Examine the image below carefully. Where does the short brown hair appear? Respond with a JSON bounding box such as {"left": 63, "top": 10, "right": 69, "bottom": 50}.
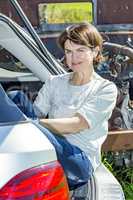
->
{"left": 58, "top": 22, "right": 103, "bottom": 65}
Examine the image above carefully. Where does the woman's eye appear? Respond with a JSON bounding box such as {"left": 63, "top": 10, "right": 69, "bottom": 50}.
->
{"left": 65, "top": 50, "right": 72, "bottom": 54}
{"left": 78, "top": 48, "right": 86, "bottom": 53}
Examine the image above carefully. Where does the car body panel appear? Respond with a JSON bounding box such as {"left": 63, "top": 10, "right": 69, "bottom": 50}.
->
{"left": 94, "top": 164, "right": 125, "bottom": 200}
{"left": 0, "top": 123, "right": 56, "bottom": 189}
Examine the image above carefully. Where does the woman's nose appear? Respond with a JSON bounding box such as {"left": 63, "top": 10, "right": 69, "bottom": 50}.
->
{"left": 71, "top": 52, "right": 78, "bottom": 61}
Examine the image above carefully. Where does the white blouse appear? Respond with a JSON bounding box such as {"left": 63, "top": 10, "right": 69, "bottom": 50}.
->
{"left": 33, "top": 72, "right": 117, "bottom": 170}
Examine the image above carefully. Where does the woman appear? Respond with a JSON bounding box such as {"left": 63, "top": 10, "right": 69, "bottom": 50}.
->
{"left": 33, "top": 22, "right": 117, "bottom": 188}
{"left": 9, "top": 22, "right": 117, "bottom": 197}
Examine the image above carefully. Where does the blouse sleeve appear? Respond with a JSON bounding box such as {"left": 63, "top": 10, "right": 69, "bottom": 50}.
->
{"left": 77, "top": 82, "right": 118, "bottom": 129}
{"left": 33, "top": 78, "right": 52, "bottom": 117}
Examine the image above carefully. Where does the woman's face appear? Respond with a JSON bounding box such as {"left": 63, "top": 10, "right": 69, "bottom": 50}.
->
{"left": 64, "top": 39, "right": 96, "bottom": 73}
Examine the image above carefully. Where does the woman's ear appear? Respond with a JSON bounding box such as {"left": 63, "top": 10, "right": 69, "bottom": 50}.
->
{"left": 93, "top": 46, "right": 100, "bottom": 57}
{"left": 93, "top": 46, "right": 103, "bottom": 65}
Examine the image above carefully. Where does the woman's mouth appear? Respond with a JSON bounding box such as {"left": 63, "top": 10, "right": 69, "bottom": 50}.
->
{"left": 72, "top": 62, "right": 82, "bottom": 66}
{"left": 68, "top": 62, "right": 82, "bottom": 70}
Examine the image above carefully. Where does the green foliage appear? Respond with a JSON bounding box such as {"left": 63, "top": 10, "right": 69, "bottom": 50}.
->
{"left": 102, "top": 152, "right": 133, "bottom": 200}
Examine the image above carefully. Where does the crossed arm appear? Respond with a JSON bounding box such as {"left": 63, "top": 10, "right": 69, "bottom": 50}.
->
{"left": 39, "top": 113, "right": 89, "bottom": 135}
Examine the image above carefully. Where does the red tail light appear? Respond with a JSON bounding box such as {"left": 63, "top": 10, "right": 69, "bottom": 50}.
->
{"left": 0, "top": 161, "right": 69, "bottom": 200}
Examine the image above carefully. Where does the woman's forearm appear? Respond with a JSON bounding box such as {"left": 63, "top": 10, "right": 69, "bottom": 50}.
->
{"left": 39, "top": 114, "right": 89, "bottom": 135}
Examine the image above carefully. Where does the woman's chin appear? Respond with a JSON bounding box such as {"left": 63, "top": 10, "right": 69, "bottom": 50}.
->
{"left": 70, "top": 65, "right": 81, "bottom": 72}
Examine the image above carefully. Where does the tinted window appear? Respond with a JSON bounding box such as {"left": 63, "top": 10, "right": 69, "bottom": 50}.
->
{"left": 0, "top": 47, "right": 31, "bottom": 73}
{"left": 0, "top": 85, "right": 26, "bottom": 124}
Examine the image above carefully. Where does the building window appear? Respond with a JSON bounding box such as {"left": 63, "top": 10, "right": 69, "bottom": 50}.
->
{"left": 38, "top": 2, "right": 93, "bottom": 24}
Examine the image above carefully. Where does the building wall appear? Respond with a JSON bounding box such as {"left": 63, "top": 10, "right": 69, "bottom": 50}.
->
{"left": 1, "top": 0, "right": 133, "bottom": 26}
{"left": 0, "top": 0, "right": 89, "bottom": 27}
{"left": 97, "top": 0, "right": 133, "bottom": 24}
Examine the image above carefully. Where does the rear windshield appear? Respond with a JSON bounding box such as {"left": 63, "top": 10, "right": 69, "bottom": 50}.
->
{"left": 0, "top": 85, "right": 26, "bottom": 124}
